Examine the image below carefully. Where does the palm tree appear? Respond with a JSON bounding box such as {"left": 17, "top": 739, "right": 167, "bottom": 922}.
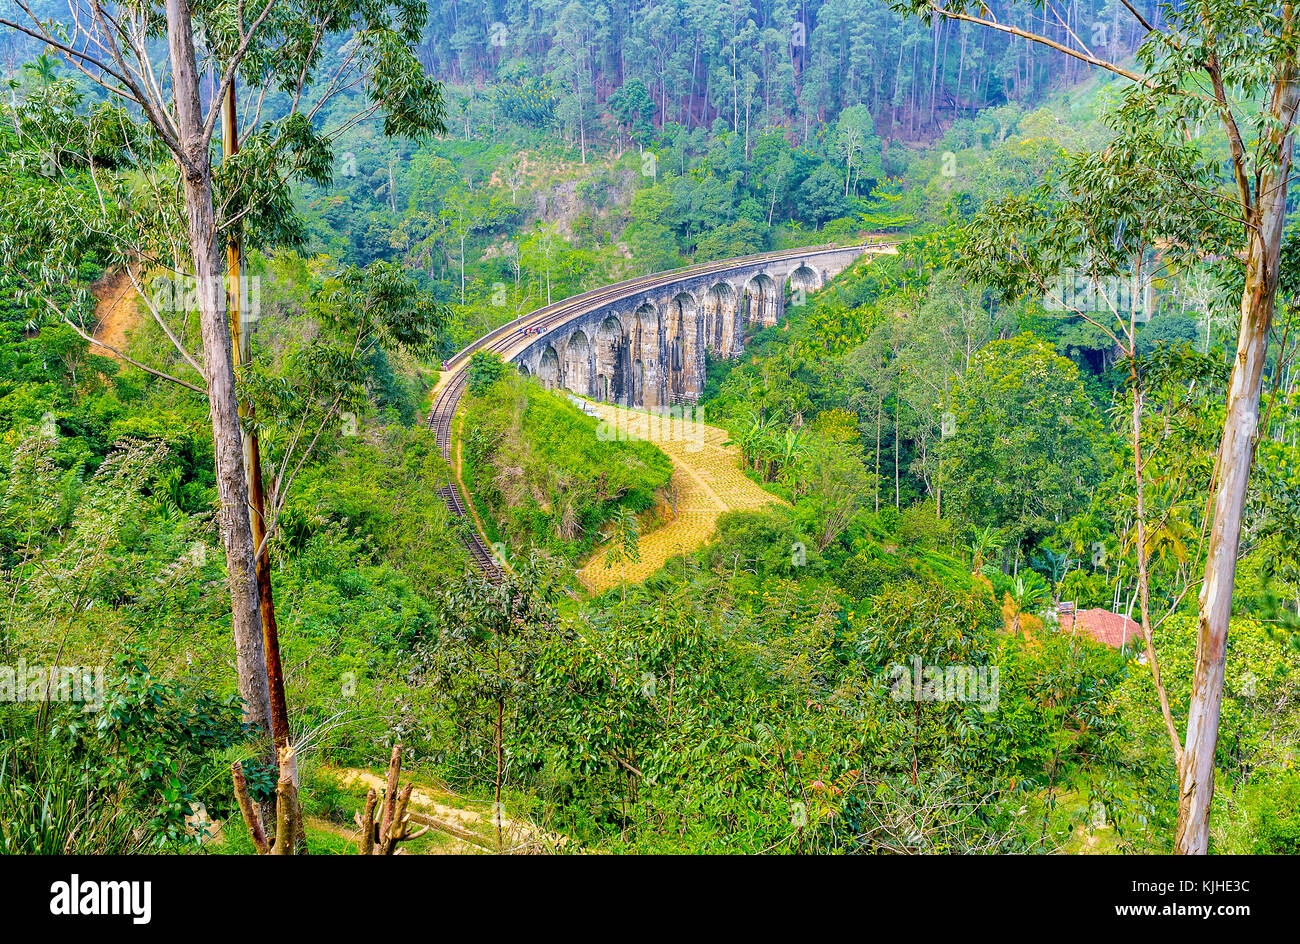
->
{"left": 1030, "top": 547, "right": 1070, "bottom": 598}
{"left": 758, "top": 426, "right": 785, "bottom": 481}
{"left": 728, "top": 410, "right": 769, "bottom": 474}
{"left": 965, "top": 525, "right": 1004, "bottom": 572}
{"left": 1007, "top": 574, "right": 1049, "bottom": 639}
{"left": 775, "top": 427, "right": 808, "bottom": 493}
{"left": 1059, "top": 511, "right": 1104, "bottom": 572}
{"left": 22, "top": 53, "right": 57, "bottom": 87}
{"left": 1140, "top": 479, "right": 1195, "bottom": 572}
{"left": 1119, "top": 478, "right": 1196, "bottom": 587}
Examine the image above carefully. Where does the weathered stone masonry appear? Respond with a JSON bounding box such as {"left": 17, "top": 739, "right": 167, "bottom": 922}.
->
{"left": 513, "top": 246, "right": 863, "bottom": 408}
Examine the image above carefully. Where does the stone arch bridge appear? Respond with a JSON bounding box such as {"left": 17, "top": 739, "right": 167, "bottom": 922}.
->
{"left": 427, "top": 242, "right": 894, "bottom": 575}
{"left": 501, "top": 243, "right": 878, "bottom": 408}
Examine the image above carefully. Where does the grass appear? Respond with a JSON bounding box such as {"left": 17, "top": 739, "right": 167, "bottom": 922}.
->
{"left": 575, "top": 398, "right": 784, "bottom": 592}
{"left": 461, "top": 373, "right": 673, "bottom": 562}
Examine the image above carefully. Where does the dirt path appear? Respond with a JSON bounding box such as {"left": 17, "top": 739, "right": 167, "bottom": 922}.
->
{"left": 91, "top": 268, "right": 141, "bottom": 359}
{"left": 577, "top": 401, "right": 785, "bottom": 593}
{"left": 328, "top": 766, "right": 563, "bottom": 853}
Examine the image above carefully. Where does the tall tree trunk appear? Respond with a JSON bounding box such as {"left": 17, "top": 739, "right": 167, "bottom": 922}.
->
{"left": 165, "top": 0, "right": 270, "bottom": 733}
{"left": 929, "top": 21, "right": 941, "bottom": 127}
{"left": 955, "top": 27, "right": 966, "bottom": 115}
{"left": 223, "top": 87, "right": 290, "bottom": 755}
{"left": 1130, "top": 344, "right": 1183, "bottom": 768}
{"left": 894, "top": 398, "right": 900, "bottom": 508}
{"left": 1176, "top": 116, "right": 1294, "bottom": 852}
{"left": 875, "top": 392, "right": 882, "bottom": 513}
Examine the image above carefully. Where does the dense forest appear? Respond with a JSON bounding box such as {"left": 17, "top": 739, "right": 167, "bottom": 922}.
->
{"left": 420, "top": 0, "right": 1150, "bottom": 141}
{"left": 0, "top": 0, "right": 1297, "bottom": 872}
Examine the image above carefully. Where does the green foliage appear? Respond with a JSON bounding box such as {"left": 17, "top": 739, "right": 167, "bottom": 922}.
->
{"left": 602, "top": 504, "right": 642, "bottom": 591}
{"left": 607, "top": 79, "right": 657, "bottom": 145}
{"left": 461, "top": 373, "right": 671, "bottom": 560}
{"left": 415, "top": 555, "right": 560, "bottom": 782}
{"left": 1058, "top": 568, "right": 1109, "bottom": 608}
{"left": 1136, "top": 313, "right": 1199, "bottom": 356}
{"left": 0, "top": 718, "right": 153, "bottom": 855}
{"left": 941, "top": 334, "right": 1102, "bottom": 553}
{"left": 1239, "top": 771, "right": 1300, "bottom": 854}
{"left": 491, "top": 77, "right": 558, "bottom": 127}
{"left": 6, "top": 0, "right": 1299, "bottom": 855}
{"left": 858, "top": 577, "right": 997, "bottom": 672}
{"left": 467, "top": 350, "right": 509, "bottom": 394}
{"left": 701, "top": 507, "right": 818, "bottom": 579}
{"left": 0, "top": 648, "right": 245, "bottom": 852}
{"left": 1117, "top": 617, "right": 1300, "bottom": 786}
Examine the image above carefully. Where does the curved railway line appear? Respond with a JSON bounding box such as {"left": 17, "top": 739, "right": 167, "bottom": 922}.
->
{"left": 426, "top": 242, "right": 889, "bottom": 580}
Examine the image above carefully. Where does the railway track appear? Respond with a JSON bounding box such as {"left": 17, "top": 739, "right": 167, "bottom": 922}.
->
{"left": 426, "top": 242, "right": 888, "bottom": 579}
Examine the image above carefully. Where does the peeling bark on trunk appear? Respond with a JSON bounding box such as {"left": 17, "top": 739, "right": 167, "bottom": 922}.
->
{"left": 222, "top": 86, "right": 290, "bottom": 753}
{"left": 1176, "top": 73, "right": 1297, "bottom": 854}
{"left": 165, "top": 0, "right": 270, "bottom": 734}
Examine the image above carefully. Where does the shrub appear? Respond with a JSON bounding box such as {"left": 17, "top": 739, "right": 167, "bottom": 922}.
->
{"left": 461, "top": 372, "right": 671, "bottom": 559}
{"left": 1243, "top": 770, "right": 1300, "bottom": 854}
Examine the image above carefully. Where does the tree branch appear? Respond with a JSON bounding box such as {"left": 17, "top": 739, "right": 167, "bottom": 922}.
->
{"left": 925, "top": 3, "right": 1152, "bottom": 86}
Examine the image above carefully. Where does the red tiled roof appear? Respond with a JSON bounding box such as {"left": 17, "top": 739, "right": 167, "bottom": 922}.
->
{"left": 1060, "top": 607, "right": 1143, "bottom": 648}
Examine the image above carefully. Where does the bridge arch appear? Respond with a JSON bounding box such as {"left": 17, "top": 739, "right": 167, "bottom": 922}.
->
{"left": 594, "top": 315, "right": 626, "bottom": 403}
{"left": 703, "top": 282, "right": 738, "bottom": 356}
{"left": 564, "top": 329, "right": 592, "bottom": 396}
{"left": 742, "top": 272, "right": 780, "bottom": 329}
{"left": 631, "top": 359, "right": 644, "bottom": 406}
{"left": 666, "top": 291, "right": 700, "bottom": 401}
{"left": 787, "top": 263, "right": 821, "bottom": 298}
{"left": 537, "top": 345, "right": 560, "bottom": 389}
{"left": 632, "top": 301, "right": 661, "bottom": 407}
{"left": 428, "top": 243, "right": 880, "bottom": 580}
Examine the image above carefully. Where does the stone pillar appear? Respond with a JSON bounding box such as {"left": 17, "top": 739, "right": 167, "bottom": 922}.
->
{"left": 771, "top": 282, "right": 785, "bottom": 327}
{"left": 685, "top": 294, "right": 705, "bottom": 399}
{"left": 726, "top": 280, "right": 744, "bottom": 356}
{"left": 636, "top": 304, "right": 662, "bottom": 410}
{"left": 667, "top": 293, "right": 703, "bottom": 403}
{"left": 701, "top": 296, "right": 717, "bottom": 356}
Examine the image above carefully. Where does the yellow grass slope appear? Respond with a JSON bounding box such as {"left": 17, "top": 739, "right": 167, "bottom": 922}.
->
{"left": 577, "top": 400, "right": 785, "bottom": 593}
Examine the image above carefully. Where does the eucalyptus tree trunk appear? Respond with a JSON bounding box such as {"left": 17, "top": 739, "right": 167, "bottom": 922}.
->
{"left": 223, "top": 85, "right": 290, "bottom": 755}
{"left": 165, "top": 0, "right": 270, "bottom": 733}
{"left": 911, "top": 0, "right": 1299, "bottom": 855}
{"left": 1176, "top": 93, "right": 1296, "bottom": 852}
